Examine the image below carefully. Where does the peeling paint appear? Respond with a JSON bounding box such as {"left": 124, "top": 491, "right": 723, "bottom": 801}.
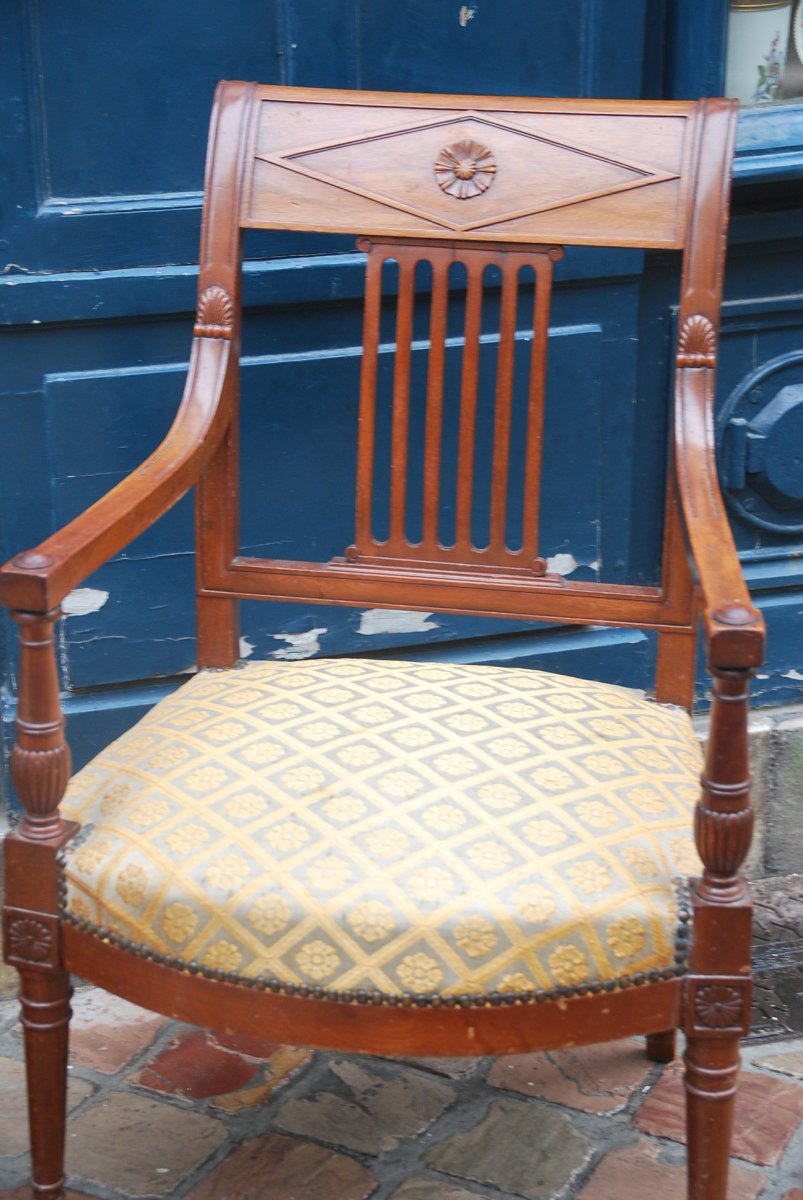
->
{"left": 61, "top": 587, "right": 110, "bottom": 617}
{"left": 239, "top": 636, "right": 255, "bottom": 660}
{"left": 545, "top": 553, "right": 578, "bottom": 576}
{"left": 271, "top": 627, "right": 327, "bottom": 660}
{"left": 358, "top": 609, "right": 439, "bottom": 636}
{"left": 459, "top": 5, "right": 477, "bottom": 26}
{"left": 782, "top": 669, "right": 803, "bottom": 681}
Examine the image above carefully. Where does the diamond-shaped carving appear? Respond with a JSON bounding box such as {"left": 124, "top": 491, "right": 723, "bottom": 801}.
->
{"left": 257, "top": 111, "right": 679, "bottom": 234}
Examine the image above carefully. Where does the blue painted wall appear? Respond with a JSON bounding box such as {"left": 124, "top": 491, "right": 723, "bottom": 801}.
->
{"left": 2, "top": 0, "right": 802, "bottom": 803}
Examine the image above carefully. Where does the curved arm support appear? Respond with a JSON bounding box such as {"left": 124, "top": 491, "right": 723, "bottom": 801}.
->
{"left": 0, "top": 336, "right": 232, "bottom": 614}
{"left": 673, "top": 366, "right": 764, "bottom": 670}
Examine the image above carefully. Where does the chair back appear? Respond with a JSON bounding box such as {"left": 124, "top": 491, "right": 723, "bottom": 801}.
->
{"left": 195, "top": 84, "right": 738, "bottom": 687}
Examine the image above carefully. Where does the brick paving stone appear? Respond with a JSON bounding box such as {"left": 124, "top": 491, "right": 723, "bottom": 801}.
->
{"left": 636, "top": 1060, "right": 803, "bottom": 1165}
{"left": 132, "top": 1029, "right": 259, "bottom": 1100}
{"left": 754, "top": 1048, "right": 803, "bottom": 1080}
{"left": 424, "top": 1098, "right": 594, "bottom": 1200}
{"left": 186, "top": 1132, "right": 376, "bottom": 1200}
{"left": 68, "top": 988, "right": 164, "bottom": 1074}
{"left": 274, "top": 1058, "right": 455, "bottom": 1155}
{"left": 208, "top": 1031, "right": 285, "bottom": 1058}
{"left": 211, "top": 1046, "right": 312, "bottom": 1112}
{"left": 487, "top": 1039, "right": 652, "bottom": 1115}
{"left": 576, "top": 1138, "right": 765, "bottom": 1200}
{"left": 0, "top": 1058, "right": 94, "bottom": 1158}
{"left": 66, "top": 1091, "right": 226, "bottom": 1196}
{"left": 390, "top": 1181, "right": 495, "bottom": 1199}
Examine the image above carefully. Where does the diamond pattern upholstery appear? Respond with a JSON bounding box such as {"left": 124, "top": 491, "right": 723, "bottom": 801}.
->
{"left": 60, "top": 658, "right": 702, "bottom": 999}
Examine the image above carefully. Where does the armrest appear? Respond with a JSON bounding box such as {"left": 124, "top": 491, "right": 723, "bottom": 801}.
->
{"left": 673, "top": 365, "right": 765, "bottom": 671}
{"left": 0, "top": 336, "right": 232, "bottom": 614}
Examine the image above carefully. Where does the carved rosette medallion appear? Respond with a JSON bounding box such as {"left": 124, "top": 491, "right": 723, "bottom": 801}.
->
{"left": 695, "top": 984, "right": 744, "bottom": 1028}
{"left": 686, "top": 977, "right": 749, "bottom": 1035}
{"left": 3, "top": 908, "right": 60, "bottom": 970}
{"left": 435, "top": 140, "right": 497, "bottom": 199}
{"left": 194, "top": 285, "right": 234, "bottom": 339}
{"left": 677, "top": 313, "right": 717, "bottom": 368}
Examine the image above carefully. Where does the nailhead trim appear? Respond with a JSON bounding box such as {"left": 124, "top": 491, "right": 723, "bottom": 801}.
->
{"left": 57, "top": 853, "right": 692, "bottom": 1009}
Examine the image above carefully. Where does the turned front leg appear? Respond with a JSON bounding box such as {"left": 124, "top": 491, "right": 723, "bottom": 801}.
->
{"left": 20, "top": 969, "right": 73, "bottom": 1200}
{"left": 685, "top": 666, "right": 754, "bottom": 1200}
{"left": 4, "top": 607, "right": 73, "bottom": 1197}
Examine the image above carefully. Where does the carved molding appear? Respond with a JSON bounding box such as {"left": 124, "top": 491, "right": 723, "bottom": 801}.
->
{"left": 2, "top": 908, "right": 60, "bottom": 971}
{"left": 11, "top": 610, "right": 71, "bottom": 840}
{"left": 694, "top": 803, "right": 754, "bottom": 881}
{"left": 435, "top": 139, "right": 497, "bottom": 199}
{"left": 11, "top": 745, "right": 71, "bottom": 817}
{"left": 194, "top": 285, "right": 234, "bottom": 339}
{"left": 685, "top": 975, "right": 750, "bottom": 1035}
{"left": 677, "top": 313, "right": 716, "bottom": 368}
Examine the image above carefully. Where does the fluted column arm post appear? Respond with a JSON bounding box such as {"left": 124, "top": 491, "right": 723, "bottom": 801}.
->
{"left": 11, "top": 610, "right": 71, "bottom": 843}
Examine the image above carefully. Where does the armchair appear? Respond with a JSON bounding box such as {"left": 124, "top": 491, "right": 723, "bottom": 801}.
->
{"left": 2, "top": 83, "right": 764, "bottom": 1200}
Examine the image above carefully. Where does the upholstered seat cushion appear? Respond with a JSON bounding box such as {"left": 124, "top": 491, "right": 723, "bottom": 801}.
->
{"left": 61, "top": 658, "right": 701, "bottom": 1001}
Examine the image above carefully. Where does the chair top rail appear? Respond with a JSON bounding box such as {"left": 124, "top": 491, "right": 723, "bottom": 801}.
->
{"left": 242, "top": 85, "right": 703, "bottom": 249}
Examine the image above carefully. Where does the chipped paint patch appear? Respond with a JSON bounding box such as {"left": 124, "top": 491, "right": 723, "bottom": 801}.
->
{"left": 459, "top": 5, "right": 477, "bottom": 26}
{"left": 61, "top": 588, "right": 110, "bottom": 617}
{"left": 239, "top": 636, "right": 255, "bottom": 659}
{"left": 358, "top": 609, "right": 439, "bottom": 636}
{"left": 782, "top": 669, "right": 803, "bottom": 681}
{"left": 545, "top": 553, "right": 579, "bottom": 577}
{"left": 271, "top": 628, "right": 327, "bottom": 660}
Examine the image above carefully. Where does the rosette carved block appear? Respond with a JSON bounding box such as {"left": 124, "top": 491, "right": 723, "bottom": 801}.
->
{"left": 3, "top": 907, "right": 60, "bottom": 972}
{"left": 11, "top": 611, "right": 71, "bottom": 841}
{"left": 686, "top": 976, "right": 750, "bottom": 1037}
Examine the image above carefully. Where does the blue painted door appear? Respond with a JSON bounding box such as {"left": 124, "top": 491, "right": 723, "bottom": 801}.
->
{"left": 2, "top": 0, "right": 797, "bottom": 795}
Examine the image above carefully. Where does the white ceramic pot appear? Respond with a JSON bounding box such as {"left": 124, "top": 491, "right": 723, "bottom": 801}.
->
{"left": 726, "top": 0, "right": 793, "bottom": 104}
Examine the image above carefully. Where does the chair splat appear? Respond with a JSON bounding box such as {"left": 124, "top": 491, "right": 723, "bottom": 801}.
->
{"left": 349, "top": 238, "right": 563, "bottom": 576}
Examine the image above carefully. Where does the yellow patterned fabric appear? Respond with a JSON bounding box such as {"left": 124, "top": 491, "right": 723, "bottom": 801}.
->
{"left": 61, "top": 658, "right": 701, "bottom": 999}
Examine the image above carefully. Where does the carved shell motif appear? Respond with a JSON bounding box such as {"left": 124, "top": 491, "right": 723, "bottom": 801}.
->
{"left": 194, "top": 285, "right": 234, "bottom": 339}
{"left": 435, "top": 140, "right": 497, "bottom": 199}
{"left": 7, "top": 916, "right": 53, "bottom": 964}
{"left": 677, "top": 314, "right": 716, "bottom": 368}
{"left": 695, "top": 983, "right": 744, "bottom": 1028}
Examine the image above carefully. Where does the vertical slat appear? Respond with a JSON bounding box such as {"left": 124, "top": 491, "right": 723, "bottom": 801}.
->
{"left": 520, "top": 257, "right": 554, "bottom": 562}
{"left": 388, "top": 253, "right": 416, "bottom": 550}
{"left": 354, "top": 245, "right": 383, "bottom": 550}
{"left": 488, "top": 259, "right": 519, "bottom": 554}
{"left": 454, "top": 255, "right": 485, "bottom": 553}
{"left": 421, "top": 255, "right": 449, "bottom": 551}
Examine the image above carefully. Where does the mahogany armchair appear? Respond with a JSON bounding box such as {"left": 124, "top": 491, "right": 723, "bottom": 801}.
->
{"left": 2, "top": 84, "right": 764, "bottom": 1200}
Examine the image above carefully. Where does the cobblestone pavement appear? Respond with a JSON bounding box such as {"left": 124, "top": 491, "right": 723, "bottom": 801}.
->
{"left": 0, "top": 982, "right": 801, "bottom": 1200}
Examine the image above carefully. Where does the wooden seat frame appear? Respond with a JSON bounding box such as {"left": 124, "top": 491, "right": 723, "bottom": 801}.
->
{"left": 1, "top": 83, "right": 765, "bottom": 1200}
